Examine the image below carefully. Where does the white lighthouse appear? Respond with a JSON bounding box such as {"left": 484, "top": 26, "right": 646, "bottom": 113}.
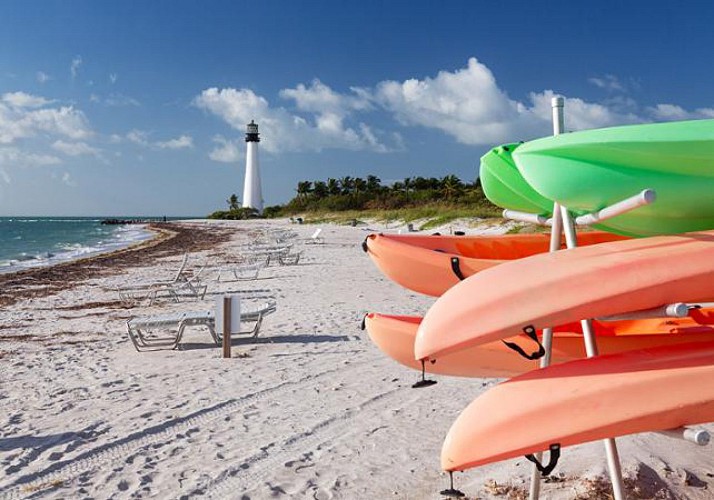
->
{"left": 242, "top": 120, "right": 263, "bottom": 214}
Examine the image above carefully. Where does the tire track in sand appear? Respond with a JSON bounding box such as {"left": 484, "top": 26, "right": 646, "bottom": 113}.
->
{"left": 198, "top": 386, "right": 414, "bottom": 498}
{"left": 0, "top": 360, "right": 369, "bottom": 499}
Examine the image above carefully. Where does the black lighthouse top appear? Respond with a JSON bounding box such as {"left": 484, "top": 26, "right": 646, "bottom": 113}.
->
{"left": 245, "top": 120, "right": 260, "bottom": 142}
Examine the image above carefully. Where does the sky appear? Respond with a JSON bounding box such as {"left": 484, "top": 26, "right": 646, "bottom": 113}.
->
{"left": 1, "top": 0, "right": 714, "bottom": 216}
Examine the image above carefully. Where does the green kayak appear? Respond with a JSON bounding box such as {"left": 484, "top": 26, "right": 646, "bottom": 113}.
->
{"left": 512, "top": 119, "right": 714, "bottom": 237}
{"left": 480, "top": 143, "right": 553, "bottom": 214}
{"left": 480, "top": 143, "right": 621, "bottom": 234}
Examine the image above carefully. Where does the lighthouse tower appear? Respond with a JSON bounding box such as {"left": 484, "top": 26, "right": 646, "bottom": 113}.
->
{"left": 242, "top": 120, "right": 263, "bottom": 214}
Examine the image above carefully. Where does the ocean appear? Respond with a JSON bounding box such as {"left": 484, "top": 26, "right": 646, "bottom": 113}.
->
{"left": 0, "top": 217, "right": 159, "bottom": 274}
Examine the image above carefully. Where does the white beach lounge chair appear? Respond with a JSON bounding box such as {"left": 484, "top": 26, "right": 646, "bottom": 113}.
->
{"left": 305, "top": 228, "right": 324, "bottom": 245}
{"left": 114, "top": 253, "right": 208, "bottom": 306}
{"left": 126, "top": 299, "right": 277, "bottom": 351}
{"left": 211, "top": 262, "right": 265, "bottom": 282}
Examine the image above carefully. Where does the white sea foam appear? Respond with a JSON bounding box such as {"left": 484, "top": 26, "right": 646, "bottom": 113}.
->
{"left": 0, "top": 223, "right": 155, "bottom": 274}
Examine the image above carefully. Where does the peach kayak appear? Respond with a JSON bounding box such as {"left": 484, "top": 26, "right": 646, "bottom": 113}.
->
{"left": 415, "top": 231, "right": 714, "bottom": 362}
{"left": 364, "top": 311, "right": 714, "bottom": 379}
{"left": 362, "top": 231, "right": 626, "bottom": 297}
{"left": 442, "top": 341, "right": 714, "bottom": 475}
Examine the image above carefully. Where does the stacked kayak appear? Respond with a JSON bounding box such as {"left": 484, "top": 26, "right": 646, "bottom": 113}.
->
{"left": 512, "top": 119, "right": 714, "bottom": 237}
{"left": 442, "top": 341, "right": 714, "bottom": 472}
{"left": 415, "top": 231, "right": 714, "bottom": 361}
{"left": 363, "top": 231, "right": 626, "bottom": 297}
{"left": 360, "top": 117, "right": 714, "bottom": 494}
{"left": 479, "top": 143, "right": 552, "bottom": 215}
{"left": 365, "top": 311, "right": 714, "bottom": 379}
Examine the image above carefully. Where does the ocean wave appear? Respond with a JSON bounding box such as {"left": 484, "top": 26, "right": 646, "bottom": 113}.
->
{"left": 0, "top": 225, "right": 155, "bottom": 274}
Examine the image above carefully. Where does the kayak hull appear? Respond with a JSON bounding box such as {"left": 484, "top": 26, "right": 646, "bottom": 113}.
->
{"left": 365, "top": 311, "right": 714, "bottom": 379}
{"left": 364, "top": 231, "right": 626, "bottom": 297}
{"left": 513, "top": 119, "right": 714, "bottom": 237}
{"left": 442, "top": 341, "right": 714, "bottom": 472}
{"left": 415, "top": 231, "right": 714, "bottom": 361}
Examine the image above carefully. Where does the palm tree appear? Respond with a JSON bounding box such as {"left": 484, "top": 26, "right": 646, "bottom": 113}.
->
{"left": 354, "top": 177, "right": 367, "bottom": 194}
{"left": 413, "top": 176, "right": 430, "bottom": 191}
{"left": 296, "top": 181, "right": 313, "bottom": 199}
{"left": 339, "top": 176, "right": 355, "bottom": 195}
{"left": 403, "top": 177, "right": 413, "bottom": 198}
{"left": 366, "top": 175, "right": 381, "bottom": 193}
{"left": 326, "top": 178, "right": 340, "bottom": 196}
{"left": 226, "top": 194, "right": 239, "bottom": 210}
{"left": 440, "top": 175, "right": 464, "bottom": 200}
{"left": 313, "top": 181, "right": 328, "bottom": 199}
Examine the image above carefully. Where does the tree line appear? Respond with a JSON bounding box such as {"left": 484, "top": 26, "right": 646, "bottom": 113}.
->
{"left": 209, "top": 174, "right": 497, "bottom": 219}
{"left": 283, "top": 174, "right": 496, "bottom": 213}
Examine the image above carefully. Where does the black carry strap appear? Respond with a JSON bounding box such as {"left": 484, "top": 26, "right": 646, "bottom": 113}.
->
{"left": 502, "top": 325, "right": 545, "bottom": 360}
{"left": 525, "top": 443, "right": 561, "bottom": 476}
{"left": 450, "top": 257, "right": 465, "bottom": 281}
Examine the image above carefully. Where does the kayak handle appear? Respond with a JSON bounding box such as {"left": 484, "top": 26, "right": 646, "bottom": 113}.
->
{"left": 525, "top": 443, "right": 561, "bottom": 477}
{"left": 502, "top": 325, "right": 545, "bottom": 360}
{"left": 450, "top": 257, "right": 465, "bottom": 281}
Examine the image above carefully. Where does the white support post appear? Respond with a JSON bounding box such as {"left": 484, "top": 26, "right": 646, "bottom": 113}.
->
{"left": 562, "top": 195, "right": 627, "bottom": 500}
{"left": 530, "top": 96, "right": 626, "bottom": 500}
{"left": 528, "top": 98, "right": 566, "bottom": 500}
{"left": 503, "top": 209, "right": 552, "bottom": 226}
{"left": 575, "top": 189, "right": 656, "bottom": 226}
{"left": 658, "top": 427, "right": 711, "bottom": 446}
{"left": 598, "top": 302, "right": 689, "bottom": 321}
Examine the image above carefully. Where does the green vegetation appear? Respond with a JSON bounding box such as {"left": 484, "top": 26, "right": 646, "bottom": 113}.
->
{"left": 208, "top": 175, "right": 501, "bottom": 223}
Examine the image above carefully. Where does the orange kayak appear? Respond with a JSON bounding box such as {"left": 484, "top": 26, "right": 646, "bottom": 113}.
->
{"left": 416, "top": 231, "right": 714, "bottom": 362}
{"left": 362, "top": 232, "right": 626, "bottom": 297}
{"left": 442, "top": 341, "right": 714, "bottom": 474}
{"left": 364, "top": 311, "right": 714, "bottom": 378}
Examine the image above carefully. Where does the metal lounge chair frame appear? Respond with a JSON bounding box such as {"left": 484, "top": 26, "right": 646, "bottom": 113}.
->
{"left": 126, "top": 299, "right": 277, "bottom": 351}
{"left": 114, "top": 254, "right": 209, "bottom": 306}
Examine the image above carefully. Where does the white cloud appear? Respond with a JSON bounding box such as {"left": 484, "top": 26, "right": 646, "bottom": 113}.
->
{"left": 2, "top": 91, "right": 52, "bottom": 108}
{"left": 194, "top": 86, "right": 392, "bottom": 153}
{"left": 125, "top": 129, "right": 193, "bottom": 150}
{"left": 647, "top": 103, "right": 714, "bottom": 121}
{"left": 0, "top": 100, "right": 92, "bottom": 144}
{"left": 155, "top": 134, "right": 193, "bottom": 150}
{"left": 93, "top": 93, "right": 140, "bottom": 107}
{"left": 588, "top": 74, "right": 625, "bottom": 92}
{"left": 209, "top": 135, "right": 242, "bottom": 162}
{"left": 0, "top": 147, "right": 61, "bottom": 167}
{"left": 51, "top": 140, "right": 101, "bottom": 156}
{"left": 280, "top": 79, "right": 371, "bottom": 115}
{"left": 61, "top": 172, "right": 76, "bottom": 187}
{"left": 373, "top": 58, "right": 661, "bottom": 144}
{"left": 36, "top": 71, "right": 51, "bottom": 84}
{"left": 0, "top": 167, "right": 10, "bottom": 184}
{"left": 375, "top": 58, "right": 533, "bottom": 144}
{"left": 126, "top": 129, "right": 149, "bottom": 146}
{"left": 196, "top": 58, "right": 714, "bottom": 152}
{"left": 71, "top": 56, "right": 82, "bottom": 80}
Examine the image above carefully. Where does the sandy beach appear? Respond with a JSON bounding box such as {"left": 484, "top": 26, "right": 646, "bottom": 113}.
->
{"left": 1, "top": 219, "right": 713, "bottom": 500}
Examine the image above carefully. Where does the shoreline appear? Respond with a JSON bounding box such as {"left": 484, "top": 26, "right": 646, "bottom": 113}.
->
{"left": 0, "top": 221, "right": 232, "bottom": 308}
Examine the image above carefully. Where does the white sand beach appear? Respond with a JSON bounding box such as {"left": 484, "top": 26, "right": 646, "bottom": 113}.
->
{"left": 1, "top": 219, "right": 713, "bottom": 499}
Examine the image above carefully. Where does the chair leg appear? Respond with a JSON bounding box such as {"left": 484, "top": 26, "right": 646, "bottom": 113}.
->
{"left": 173, "top": 321, "right": 187, "bottom": 349}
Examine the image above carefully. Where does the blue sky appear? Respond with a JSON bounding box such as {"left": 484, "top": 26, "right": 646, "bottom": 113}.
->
{"left": 1, "top": 0, "right": 713, "bottom": 216}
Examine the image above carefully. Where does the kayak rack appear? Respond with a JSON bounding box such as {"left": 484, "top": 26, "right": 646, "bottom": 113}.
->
{"left": 503, "top": 188, "right": 657, "bottom": 228}
{"left": 504, "top": 97, "right": 710, "bottom": 500}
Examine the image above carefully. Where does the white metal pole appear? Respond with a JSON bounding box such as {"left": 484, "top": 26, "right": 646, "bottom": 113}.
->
{"left": 528, "top": 97, "right": 566, "bottom": 500}
{"left": 560, "top": 175, "right": 627, "bottom": 500}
